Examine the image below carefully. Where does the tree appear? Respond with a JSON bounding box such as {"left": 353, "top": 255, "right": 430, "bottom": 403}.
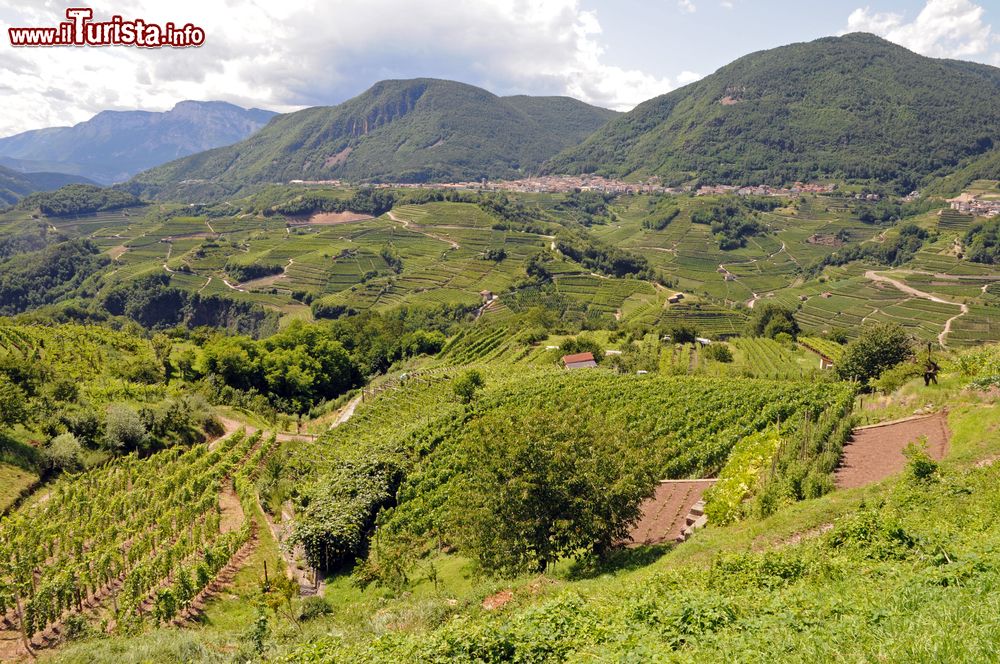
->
{"left": 450, "top": 408, "right": 658, "bottom": 576}
{"left": 704, "top": 343, "right": 734, "bottom": 363}
{"left": 560, "top": 335, "right": 603, "bottom": 362}
{"left": 667, "top": 325, "right": 698, "bottom": 345}
{"left": 836, "top": 322, "right": 913, "bottom": 386}
{"left": 0, "top": 375, "right": 28, "bottom": 428}
{"left": 747, "top": 303, "right": 800, "bottom": 339}
{"left": 453, "top": 369, "right": 484, "bottom": 403}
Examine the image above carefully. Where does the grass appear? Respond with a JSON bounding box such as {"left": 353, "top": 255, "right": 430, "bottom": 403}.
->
{"left": 0, "top": 462, "right": 38, "bottom": 513}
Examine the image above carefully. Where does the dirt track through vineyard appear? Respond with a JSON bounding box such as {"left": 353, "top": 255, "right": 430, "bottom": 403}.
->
{"left": 835, "top": 412, "right": 950, "bottom": 489}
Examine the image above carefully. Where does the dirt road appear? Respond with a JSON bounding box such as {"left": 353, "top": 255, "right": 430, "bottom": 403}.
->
{"left": 387, "top": 209, "right": 460, "bottom": 249}
{"left": 864, "top": 270, "right": 968, "bottom": 347}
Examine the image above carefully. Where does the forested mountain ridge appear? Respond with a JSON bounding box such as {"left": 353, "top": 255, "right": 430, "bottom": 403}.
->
{"left": 126, "top": 79, "right": 618, "bottom": 199}
{"left": 544, "top": 33, "right": 1000, "bottom": 192}
{"left": 0, "top": 165, "right": 94, "bottom": 206}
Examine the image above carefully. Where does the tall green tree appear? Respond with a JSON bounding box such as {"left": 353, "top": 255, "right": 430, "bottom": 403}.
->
{"left": 747, "top": 303, "right": 800, "bottom": 339}
{"left": 836, "top": 322, "right": 913, "bottom": 386}
{"left": 450, "top": 408, "right": 658, "bottom": 576}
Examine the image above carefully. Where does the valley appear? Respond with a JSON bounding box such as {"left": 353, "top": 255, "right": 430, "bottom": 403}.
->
{"left": 1, "top": 26, "right": 1000, "bottom": 664}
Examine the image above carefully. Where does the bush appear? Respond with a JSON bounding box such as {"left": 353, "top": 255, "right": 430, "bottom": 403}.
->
{"left": 45, "top": 432, "right": 83, "bottom": 472}
{"left": 104, "top": 404, "right": 149, "bottom": 452}
{"left": 298, "top": 596, "right": 332, "bottom": 621}
{"left": 453, "top": 369, "right": 484, "bottom": 403}
{"left": 903, "top": 439, "right": 938, "bottom": 482}
{"left": 872, "top": 362, "right": 923, "bottom": 394}
{"left": 703, "top": 343, "right": 734, "bottom": 363}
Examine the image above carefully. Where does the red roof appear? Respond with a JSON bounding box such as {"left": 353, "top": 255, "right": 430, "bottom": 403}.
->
{"left": 562, "top": 352, "right": 596, "bottom": 364}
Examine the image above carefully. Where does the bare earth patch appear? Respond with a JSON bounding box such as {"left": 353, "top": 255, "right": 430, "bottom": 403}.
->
{"left": 482, "top": 590, "right": 513, "bottom": 611}
{"left": 629, "top": 479, "right": 716, "bottom": 545}
{"left": 835, "top": 412, "right": 950, "bottom": 489}
{"left": 298, "top": 211, "right": 373, "bottom": 225}
{"left": 219, "top": 485, "right": 245, "bottom": 533}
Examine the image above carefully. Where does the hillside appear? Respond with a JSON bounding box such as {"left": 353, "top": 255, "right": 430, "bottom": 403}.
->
{"left": 127, "top": 79, "right": 617, "bottom": 198}
{"left": 545, "top": 33, "right": 1000, "bottom": 192}
{"left": 0, "top": 101, "right": 275, "bottom": 185}
{"left": 0, "top": 165, "right": 93, "bottom": 206}
{"left": 927, "top": 147, "right": 1000, "bottom": 195}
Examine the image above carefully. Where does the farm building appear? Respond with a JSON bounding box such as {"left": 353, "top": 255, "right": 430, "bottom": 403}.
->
{"left": 562, "top": 352, "right": 598, "bottom": 370}
{"left": 668, "top": 293, "right": 685, "bottom": 304}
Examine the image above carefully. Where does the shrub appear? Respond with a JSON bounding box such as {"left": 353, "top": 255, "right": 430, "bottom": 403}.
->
{"left": 104, "top": 404, "right": 149, "bottom": 452}
{"left": 298, "top": 596, "right": 333, "bottom": 621}
{"left": 903, "top": 439, "right": 938, "bottom": 482}
{"left": 872, "top": 362, "right": 923, "bottom": 394}
{"left": 45, "top": 432, "right": 83, "bottom": 472}
{"left": 453, "top": 369, "right": 484, "bottom": 403}
{"left": 703, "top": 343, "right": 734, "bottom": 363}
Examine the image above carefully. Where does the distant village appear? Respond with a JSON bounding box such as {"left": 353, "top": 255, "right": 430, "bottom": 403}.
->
{"left": 290, "top": 175, "right": 838, "bottom": 197}
{"left": 947, "top": 193, "right": 1000, "bottom": 218}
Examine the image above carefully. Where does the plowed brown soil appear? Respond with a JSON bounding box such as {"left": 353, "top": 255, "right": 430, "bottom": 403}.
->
{"left": 835, "top": 412, "right": 950, "bottom": 489}
{"left": 629, "top": 479, "right": 716, "bottom": 545}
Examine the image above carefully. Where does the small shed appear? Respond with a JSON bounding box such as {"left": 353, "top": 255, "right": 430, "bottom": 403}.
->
{"left": 668, "top": 293, "right": 685, "bottom": 304}
{"left": 479, "top": 290, "right": 493, "bottom": 302}
{"left": 562, "top": 352, "right": 598, "bottom": 370}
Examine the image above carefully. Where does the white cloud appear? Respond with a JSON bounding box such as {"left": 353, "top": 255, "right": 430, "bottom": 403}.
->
{"left": 678, "top": 0, "right": 697, "bottom": 13}
{"left": 0, "top": 0, "right": 695, "bottom": 136}
{"left": 845, "top": 0, "right": 998, "bottom": 60}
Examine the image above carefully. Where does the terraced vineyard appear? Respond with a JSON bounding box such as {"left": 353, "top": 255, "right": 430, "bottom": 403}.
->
{"left": 0, "top": 324, "right": 157, "bottom": 382}
{"left": 798, "top": 336, "right": 846, "bottom": 362}
{"left": 375, "top": 371, "right": 857, "bottom": 552}
{"left": 729, "top": 337, "right": 821, "bottom": 379}
{"left": 0, "top": 429, "right": 276, "bottom": 655}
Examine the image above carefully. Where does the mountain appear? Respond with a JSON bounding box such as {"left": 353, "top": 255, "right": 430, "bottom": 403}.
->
{"left": 0, "top": 101, "right": 276, "bottom": 185}
{"left": 544, "top": 33, "right": 1000, "bottom": 191}
{"left": 0, "top": 165, "right": 94, "bottom": 206}
{"left": 127, "top": 79, "right": 618, "bottom": 199}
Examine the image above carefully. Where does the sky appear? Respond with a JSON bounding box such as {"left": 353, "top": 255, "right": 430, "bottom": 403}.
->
{"left": 0, "top": 0, "right": 997, "bottom": 136}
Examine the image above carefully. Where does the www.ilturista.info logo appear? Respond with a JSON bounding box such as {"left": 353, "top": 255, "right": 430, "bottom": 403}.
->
{"left": 8, "top": 8, "right": 205, "bottom": 48}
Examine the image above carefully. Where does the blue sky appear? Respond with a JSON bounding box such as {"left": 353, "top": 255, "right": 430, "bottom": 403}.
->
{"left": 0, "top": 0, "right": 997, "bottom": 135}
{"left": 591, "top": 0, "right": 996, "bottom": 79}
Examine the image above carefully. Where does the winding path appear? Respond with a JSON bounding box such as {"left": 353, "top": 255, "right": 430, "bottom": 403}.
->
{"left": 864, "top": 270, "right": 968, "bottom": 347}
{"left": 720, "top": 241, "right": 787, "bottom": 309}
{"left": 386, "top": 209, "right": 460, "bottom": 249}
